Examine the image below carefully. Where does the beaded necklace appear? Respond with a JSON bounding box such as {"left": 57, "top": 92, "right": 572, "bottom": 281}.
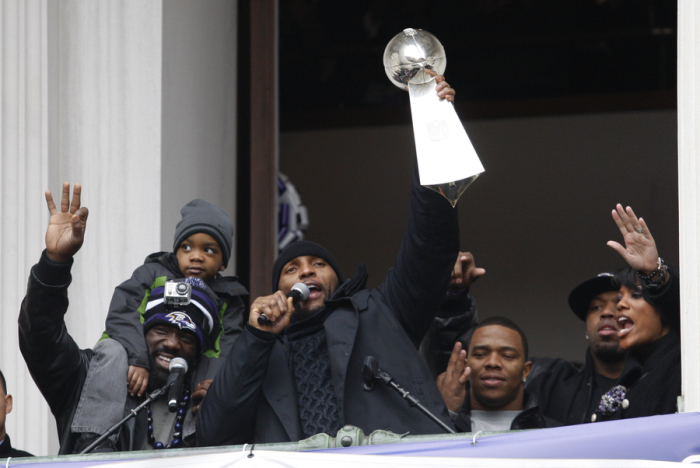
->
{"left": 147, "top": 383, "right": 190, "bottom": 449}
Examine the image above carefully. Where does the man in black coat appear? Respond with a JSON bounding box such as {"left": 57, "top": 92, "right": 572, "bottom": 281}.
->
{"left": 0, "top": 371, "right": 33, "bottom": 459}
{"left": 197, "top": 79, "right": 461, "bottom": 444}
{"left": 197, "top": 184, "right": 458, "bottom": 443}
{"left": 526, "top": 274, "right": 627, "bottom": 425}
{"left": 18, "top": 183, "right": 213, "bottom": 454}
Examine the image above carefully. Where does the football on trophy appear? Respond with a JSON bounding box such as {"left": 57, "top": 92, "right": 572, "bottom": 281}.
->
{"left": 383, "top": 28, "right": 446, "bottom": 90}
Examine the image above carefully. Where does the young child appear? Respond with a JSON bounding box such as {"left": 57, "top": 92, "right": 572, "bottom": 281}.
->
{"left": 71, "top": 199, "right": 247, "bottom": 452}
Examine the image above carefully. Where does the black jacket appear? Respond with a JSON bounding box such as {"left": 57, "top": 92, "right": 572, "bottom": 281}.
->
{"left": 592, "top": 266, "right": 681, "bottom": 421}
{"left": 454, "top": 390, "right": 559, "bottom": 432}
{"left": 105, "top": 251, "right": 247, "bottom": 383}
{"left": 18, "top": 252, "right": 199, "bottom": 454}
{"left": 0, "top": 435, "right": 33, "bottom": 459}
{"left": 592, "top": 332, "right": 680, "bottom": 421}
{"left": 420, "top": 292, "right": 478, "bottom": 379}
{"left": 526, "top": 350, "right": 602, "bottom": 425}
{"left": 197, "top": 165, "right": 460, "bottom": 445}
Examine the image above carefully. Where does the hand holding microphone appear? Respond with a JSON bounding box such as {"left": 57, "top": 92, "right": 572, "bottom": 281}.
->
{"left": 257, "top": 283, "right": 310, "bottom": 325}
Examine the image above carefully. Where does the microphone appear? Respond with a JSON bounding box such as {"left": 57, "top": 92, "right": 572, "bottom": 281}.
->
{"left": 258, "top": 283, "right": 310, "bottom": 325}
{"left": 361, "top": 356, "right": 456, "bottom": 434}
{"left": 166, "top": 357, "right": 188, "bottom": 413}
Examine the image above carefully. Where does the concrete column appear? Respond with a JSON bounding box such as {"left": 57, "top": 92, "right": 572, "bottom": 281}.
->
{"left": 1, "top": 0, "right": 55, "bottom": 456}
{"left": 49, "top": 0, "right": 163, "bottom": 351}
{"left": 678, "top": 0, "right": 700, "bottom": 412}
{"left": 2, "top": 0, "right": 163, "bottom": 455}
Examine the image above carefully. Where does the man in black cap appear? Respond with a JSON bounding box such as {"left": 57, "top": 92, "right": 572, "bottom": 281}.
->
{"left": 19, "top": 183, "right": 218, "bottom": 453}
{"left": 197, "top": 75, "right": 461, "bottom": 446}
{"left": 526, "top": 273, "right": 627, "bottom": 425}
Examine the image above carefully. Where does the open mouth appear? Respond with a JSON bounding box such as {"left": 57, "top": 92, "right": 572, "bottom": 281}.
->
{"left": 305, "top": 282, "right": 322, "bottom": 300}
{"left": 617, "top": 315, "right": 635, "bottom": 338}
{"left": 155, "top": 353, "right": 174, "bottom": 369}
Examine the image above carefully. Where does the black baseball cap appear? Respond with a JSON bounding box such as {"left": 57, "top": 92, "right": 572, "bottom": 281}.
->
{"left": 568, "top": 273, "right": 617, "bottom": 321}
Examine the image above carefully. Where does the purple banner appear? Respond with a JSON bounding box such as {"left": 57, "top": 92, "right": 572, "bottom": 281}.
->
{"left": 323, "top": 412, "right": 700, "bottom": 462}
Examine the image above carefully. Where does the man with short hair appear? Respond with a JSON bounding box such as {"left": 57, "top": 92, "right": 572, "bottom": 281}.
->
{"left": 0, "top": 370, "right": 33, "bottom": 458}
{"left": 197, "top": 75, "right": 461, "bottom": 445}
{"left": 19, "top": 183, "right": 217, "bottom": 453}
{"left": 442, "top": 316, "right": 556, "bottom": 432}
{"left": 526, "top": 273, "right": 627, "bottom": 425}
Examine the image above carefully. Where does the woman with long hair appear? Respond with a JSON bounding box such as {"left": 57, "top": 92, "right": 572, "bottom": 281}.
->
{"left": 591, "top": 204, "right": 680, "bottom": 422}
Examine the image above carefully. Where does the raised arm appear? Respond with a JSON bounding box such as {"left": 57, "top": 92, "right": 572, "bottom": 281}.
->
{"left": 420, "top": 252, "right": 483, "bottom": 377}
{"left": 19, "top": 183, "right": 90, "bottom": 417}
{"left": 381, "top": 90, "right": 461, "bottom": 345}
{"left": 608, "top": 204, "right": 677, "bottom": 331}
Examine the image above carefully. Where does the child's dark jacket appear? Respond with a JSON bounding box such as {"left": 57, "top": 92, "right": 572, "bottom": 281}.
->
{"left": 105, "top": 251, "right": 247, "bottom": 381}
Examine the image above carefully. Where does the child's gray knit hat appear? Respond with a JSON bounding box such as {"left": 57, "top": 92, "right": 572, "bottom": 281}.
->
{"left": 173, "top": 199, "right": 233, "bottom": 267}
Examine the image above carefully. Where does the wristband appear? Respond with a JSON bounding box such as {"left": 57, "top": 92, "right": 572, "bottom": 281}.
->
{"left": 637, "top": 257, "right": 667, "bottom": 289}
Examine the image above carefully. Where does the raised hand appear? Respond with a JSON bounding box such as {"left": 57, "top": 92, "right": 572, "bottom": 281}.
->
{"left": 248, "top": 291, "right": 295, "bottom": 334}
{"left": 448, "top": 252, "right": 486, "bottom": 292}
{"left": 45, "top": 182, "right": 89, "bottom": 262}
{"left": 436, "top": 342, "right": 470, "bottom": 412}
{"left": 607, "top": 204, "right": 659, "bottom": 275}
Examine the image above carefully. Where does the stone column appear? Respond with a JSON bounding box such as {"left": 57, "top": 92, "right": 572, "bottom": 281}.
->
{"left": 1, "top": 0, "right": 55, "bottom": 456}
{"left": 678, "top": 0, "right": 700, "bottom": 412}
{"left": 2, "top": 0, "right": 163, "bottom": 454}
{"left": 50, "top": 0, "right": 164, "bottom": 348}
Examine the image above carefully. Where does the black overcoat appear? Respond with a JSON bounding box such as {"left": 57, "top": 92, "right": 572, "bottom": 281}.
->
{"left": 197, "top": 166, "right": 460, "bottom": 445}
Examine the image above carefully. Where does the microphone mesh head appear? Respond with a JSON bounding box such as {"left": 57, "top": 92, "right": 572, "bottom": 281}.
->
{"left": 292, "top": 283, "right": 310, "bottom": 300}
{"left": 169, "top": 357, "right": 188, "bottom": 373}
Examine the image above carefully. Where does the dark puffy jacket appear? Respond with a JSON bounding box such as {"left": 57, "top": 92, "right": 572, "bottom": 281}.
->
{"left": 105, "top": 251, "right": 247, "bottom": 383}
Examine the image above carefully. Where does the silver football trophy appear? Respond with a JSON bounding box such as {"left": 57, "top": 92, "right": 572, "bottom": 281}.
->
{"left": 383, "top": 28, "right": 484, "bottom": 207}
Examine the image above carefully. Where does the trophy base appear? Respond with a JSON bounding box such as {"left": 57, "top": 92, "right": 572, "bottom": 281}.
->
{"left": 426, "top": 174, "right": 480, "bottom": 207}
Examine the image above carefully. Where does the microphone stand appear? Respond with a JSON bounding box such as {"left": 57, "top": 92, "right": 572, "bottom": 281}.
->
{"left": 363, "top": 356, "right": 455, "bottom": 434}
{"left": 79, "top": 385, "right": 168, "bottom": 454}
